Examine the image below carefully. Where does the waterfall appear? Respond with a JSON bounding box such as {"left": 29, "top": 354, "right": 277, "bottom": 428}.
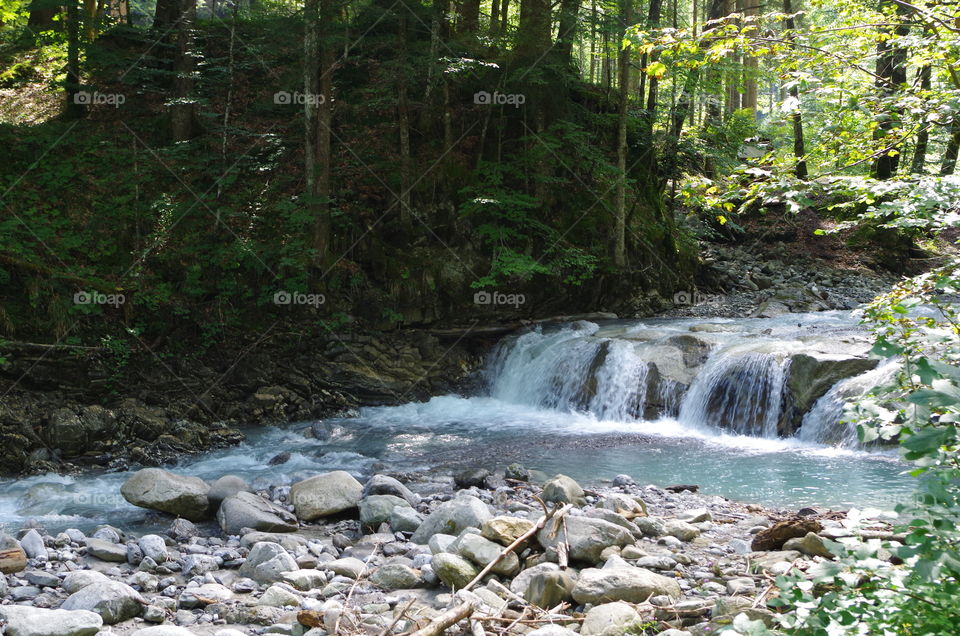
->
{"left": 677, "top": 349, "right": 789, "bottom": 437}
{"left": 588, "top": 340, "right": 651, "bottom": 421}
{"left": 799, "top": 361, "right": 899, "bottom": 447}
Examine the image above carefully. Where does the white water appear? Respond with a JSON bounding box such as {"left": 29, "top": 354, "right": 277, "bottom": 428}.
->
{"left": 0, "top": 311, "right": 916, "bottom": 533}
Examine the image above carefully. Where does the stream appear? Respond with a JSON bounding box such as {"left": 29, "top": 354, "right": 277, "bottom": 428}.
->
{"left": 0, "top": 311, "right": 914, "bottom": 533}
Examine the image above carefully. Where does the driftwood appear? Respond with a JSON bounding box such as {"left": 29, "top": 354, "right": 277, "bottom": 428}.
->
{"left": 409, "top": 601, "right": 477, "bottom": 636}
{"left": 462, "top": 503, "right": 574, "bottom": 592}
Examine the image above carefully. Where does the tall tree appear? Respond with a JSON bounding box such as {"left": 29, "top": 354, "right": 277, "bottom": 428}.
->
{"left": 304, "top": 0, "right": 335, "bottom": 257}
{"left": 516, "top": 0, "right": 551, "bottom": 62}
{"left": 555, "top": 0, "right": 581, "bottom": 67}
{"left": 872, "top": 1, "right": 909, "bottom": 180}
{"left": 645, "top": 0, "right": 663, "bottom": 120}
{"left": 614, "top": 0, "right": 632, "bottom": 267}
{"left": 65, "top": 0, "right": 84, "bottom": 119}
{"left": 169, "top": 0, "right": 196, "bottom": 142}
{"left": 910, "top": 34, "right": 932, "bottom": 174}
{"left": 784, "top": 0, "right": 806, "bottom": 178}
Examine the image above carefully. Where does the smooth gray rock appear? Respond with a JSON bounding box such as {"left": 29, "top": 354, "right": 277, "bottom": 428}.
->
{"left": 511, "top": 563, "right": 561, "bottom": 595}
{"left": 411, "top": 495, "right": 492, "bottom": 544}
{"left": 542, "top": 474, "right": 586, "bottom": 507}
{"left": 663, "top": 519, "right": 700, "bottom": 542}
{"left": 581, "top": 602, "right": 641, "bottom": 636}
{"left": 131, "top": 627, "right": 198, "bottom": 636}
{"left": 207, "top": 475, "right": 251, "bottom": 504}
{"left": 390, "top": 505, "right": 423, "bottom": 532}
{"left": 62, "top": 570, "right": 111, "bottom": 593}
{"left": 431, "top": 553, "right": 479, "bottom": 589}
{"left": 359, "top": 495, "right": 411, "bottom": 528}
{"left": 120, "top": 468, "right": 211, "bottom": 521}
{"left": 19, "top": 529, "right": 46, "bottom": 560}
{"left": 178, "top": 583, "right": 234, "bottom": 609}
{"left": 218, "top": 491, "right": 298, "bottom": 535}
{"left": 524, "top": 571, "right": 575, "bottom": 608}
{"left": 537, "top": 516, "right": 633, "bottom": 563}
{"left": 369, "top": 564, "right": 423, "bottom": 590}
{"left": 454, "top": 533, "right": 519, "bottom": 576}
{"left": 290, "top": 471, "right": 363, "bottom": 521}
{"left": 84, "top": 538, "right": 128, "bottom": 562}
{"left": 138, "top": 535, "right": 168, "bottom": 563}
{"left": 362, "top": 475, "right": 420, "bottom": 506}
{"left": 573, "top": 566, "right": 681, "bottom": 603}
{"left": 60, "top": 580, "right": 145, "bottom": 624}
{"left": 239, "top": 541, "right": 298, "bottom": 584}
{"left": 0, "top": 606, "right": 103, "bottom": 636}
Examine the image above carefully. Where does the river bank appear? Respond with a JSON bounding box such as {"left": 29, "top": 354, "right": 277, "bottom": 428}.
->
{"left": 0, "top": 465, "right": 902, "bottom": 636}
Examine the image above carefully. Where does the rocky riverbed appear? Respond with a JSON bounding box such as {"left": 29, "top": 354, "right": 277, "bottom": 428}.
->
{"left": 0, "top": 465, "right": 900, "bottom": 636}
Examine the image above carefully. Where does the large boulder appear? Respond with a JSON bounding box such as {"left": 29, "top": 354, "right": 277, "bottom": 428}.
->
{"left": 537, "top": 516, "right": 633, "bottom": 564}
{"left": 207, "top": 475, "right": 252, "bottom": 505}
{"left": 238, "top": 541, "right": 298, "bottom": 584}
{"left": 411, "top": 495, "right": 492, "bottom": 544}
{"left": 0, "top": 606, "right": 103, "bottom": 636}
{"left": 62, "top": 571, "right": 111, "bottom": 594}
{"left": 454, "top": 533, "right": 519, "bottom": 576}
{"left": 572, "top": 566, "right": 681, "bottom": 604}
{"left": 60, "top": 580, "right": 145, "bottom": 624}
{"left": 481, "top": 516, "right": 536, "bottom": 546}
{"left": 783, "top": 352, "right": 877, "bottom": 435}
{"left": 290, "top": 471, "right": 363, "bottom": 521}
{"left": 120, "top": 468, "right": 211, "bottom": 521}
{"left": 0, "top": 533, "right": 27, "bottom": 574}
{"left": 369, "top": 564, "right": 423, "bottom": 590}
{"left": 524, "top": 571, "right": 575, "bottom": 609}
{"left": 217, "top": 491, "right": 298, "bottom": 535}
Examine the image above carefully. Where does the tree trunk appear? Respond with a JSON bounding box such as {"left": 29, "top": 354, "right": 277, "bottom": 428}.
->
{"left": 398, "top": 2, "right": 412, "bottom": 227}
{"left": 941, "top": 124, "right": 960, "bottom": 176}
{"left": 645, "top": 0, "right": 663, "bottom": 120}
{"left": 499, "top": 0, "right": 510, "bottom": 33}
{"left": 458, "top": 0, "right": 480, "bottom": 36}
{"left": 516, "top": 0, "right": 550, "bottom": 62}
{"left": 742, "top": 0, "right": 758, "bottom": 113}
{"left": 490, "top": 0, "right": 501, "bottom": 35}
{"left": 555, "top": 0, "right": 580, "bottom": 67}
{"left": 614, "top": 0, "right": 631, "bottom": 268}
{"left": 703, "top": 0, "right": 725, "bottom": 127}
{"left": 84, "top": 0, "right": 97, "bottom": 39}
{"left": 153, "top": 0, "right": 180, "bottom": 30}
{"left": 910, "top": 47, "right": 931, "bottom": 174}
{"left": 65, "top": 0, "right": 85, "bottom": 119}
{"left": 872, "top": 1, "right": 909, "bottom": 180}
{"left": 784, "top": 0, "right": 806, "bottom": 178}
{"left": 170, "top": 0, "right": 196, "bottom": 142}
{"left": 304, "top": 0, "right": 335, "bottom": 257}
{"left": 27, "top": 0, "right": 58, "bottom": 34}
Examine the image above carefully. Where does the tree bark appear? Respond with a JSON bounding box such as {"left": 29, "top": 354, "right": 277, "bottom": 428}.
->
{"left": 398, "top": 1, "right": 412, "bottom": 227}
{"left": 910, "top": 44, "right": 931, "bottom": 174}
{"left": 555, "top": 0, "right": 580, "bottom": 68}
{"left": 170, "top": 0, "right": 196, "bottom": 142}
{"left": 614, "top": 0, "right": 631, "bottom": 268}
{"left": 645, "top": 0, "right": 663, "bottom": 119}
{"left": 872, "top": 0, "right": 909, "bottom": 180}
{"left": 784, "top": 0, "right": 806, "bottom": 178}
{"left": 458, "top": 0, "right": 480, "bottom": 36}
{"left": 516, "top": 0, "right": 551, "bottom": 62}
{"left": 65, "top": 0, "right": 85, "bottom": 119}
{"left": 703, "top": 0, "right": 725, "bottom": 127}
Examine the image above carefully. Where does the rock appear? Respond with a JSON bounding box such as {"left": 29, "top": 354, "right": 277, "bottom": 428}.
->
{"left": 453, "top": 468, "right": 490, "bottom": 489}
{"left": 663, "top": 519, "right": 700, "bottom": 542}
{"left": 726, "top": 577, "right": 757, "bottom": 595}
{"left": 207, "top": 475, "right": 251, "bottom": 504}
{"left": 0, "top": 606, "right": 103, "bottom": 636}
{"left": 182, "top": 554, "right": 219, "bottom": 576}
{"left": 369, "top": 564, "right": 422, "bottom": 590}
{"left": 179, "top": 583, "right": 234, "bottom": 608}
{"left": 524, "top": 570, "right": 574, "bottom": 608}
{"left": 239, "top": 542, "right": 299, "bottom": 584}
{"left": 749, "top": 550, "right": 802, "bottom": 575}
{"left": 290, "top": 471, "right": 363, "bottom": 521}
{"left": 510, "top": 563, "right": 561, "bottom": 595}
{"left": 138, "top": 535, "right": 168, "bottom": 563}
{"left": 611, "top": 474, "right": 635, "bottom": 487}
{"left": 258, "top": 583, "right": 301, "bottom": 607}
{"left": 428, "top": 534, "right": 457, "bottom": 554}
{"left": 24, "top": 570, "right": 59, "bottom": 587}
{"left": 541, "top": 474, "right": 586, "bottom": 507}
{"left": 131, "top": 628, "right": 198, "bottom": 636}
{"left": 60, "top": 580, "right": 145, "bottom": 624}
{"left": 455, "top": 533, "right": 519, "bottom": 576}
{"left": 325, "top": 557, "right": 367, "bottom": 579}
{"left": 504, "top": 463, "right": 530, "bottom": 482}
{"left": 678, "top": 508, "right": 712, "bottom": 523}
{"left": 782, "top": 532, "right": 835, "bottom": 559}
{"left": 166, "top": 518, "right": 199, "bottom": 542}
{"left": 785, "top": 353, "right": 877, "bottom": 435}
{"left": 359, "top": 495, "right": 411, "bottom": 528}
{"left": 84, "top": 538, "right": 128, "bottom": 562}
{"left": 268, "top": 451, "right": 291, "bottom": 465}
{"left": 361, "top": 475, "right": 419, "bottom": 506}
{"left": 120, "top": 468, "right": 211, "bottom": 521}
{"left": 218, "top": 491, "right": 298, "bottom": 534}
{"left": 411, "top": 495, "right": 493, "bottom": 544}
{"left": 538, "top": 516, "right": 633, "bottom": 563}
{"left": 632, "top": 516, "right": 666, "bottom": 537}
{"left": 481, "top": 516, "right": 536, "bottom": 546}
{"left": 281, "top": 569, "right": 328, "bottom": 590}
{"left": 62, "top": 571, "right": 111, "bottom": 593}
{"left": 390, "top": 505, "right": 423, "bottom": 532}
{"left": 19, "top": 529, "right": 46, "bottom": 560}
{"left": 572, "top": 566, "right": 682, "bottom": 604}
{"left": 580, "top": 602, "right": 641, "bottom": 636}
{"left": 601, "top": 493, "right": 646, "bottom": 516}
{"left": 0, "top": 533, "right": 28, "bottom": 573}
{"left": 432, "top": 553, "right": 479, "bottom": 589}
{"left": 751, "top": 519, "right": 823, "bottom": 551}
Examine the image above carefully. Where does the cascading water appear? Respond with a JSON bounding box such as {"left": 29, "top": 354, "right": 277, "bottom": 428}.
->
{"left": 799, "top": 361, "right": 900, "bottom": 447}
{"left": 677, "top": 348, "right": 789, "bottom": 438}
